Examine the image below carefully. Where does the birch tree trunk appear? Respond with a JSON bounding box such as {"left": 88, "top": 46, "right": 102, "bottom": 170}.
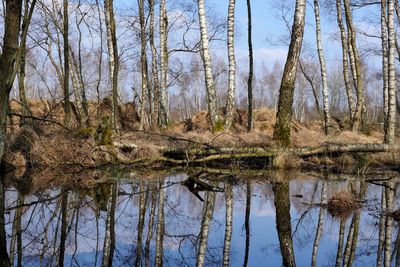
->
{"left": 197, "top": 0, "right": 220, "bottom": 131}
{"left": 223, "top": 183, "right": 233, "bottom": 266}
{"left": 343, "top": 0, "right": 364, "bottom": 131}
{"left": 311, "top": 182, "right": 326, "bottom": 267}
{"left": 246, "top": 0, "right": 254, "bottom": 132}
{"left": 101, "top": 182, "right": 117, "bottom": 267}
{"left": 159, "top": 0, "right": 169, "bottom": 127}
{"left": 336, "top": 0, "right": 354, "bottom": 119}
{"left": 335, "top": 219, "right": 345, "bottom": 267}
{"left": 313, "top": 0, "right": 331, "bottom": 135}
{"left": 135, "top": 182, "right": 147, "bottom": 267}
{"left": 63, "top": 0, "right": 71, "bottom": 127}
{"left": 377, "top": 187, "right": 387, "bottom": 267}
{"left": 196, "top": 190, "right": 216, "bottom": 267}
{"left": 149, "top": 0, "right": 159, "bottom": 129}
{"left": 155, "top": 181, "right": 165, "bottom": 267}
{"left": 384, "top": 182, "right": 394, "bottom": 267}
{"left": 145, "top": 190, "right": 156, "bottom": 267}
{"left": 385, "top": 0, "right": 397, "bottom": 144}
{"left": 381, "top": 0, "right": 389, "bottom": 133}
{"left": 225, "top": 0, "right": 236, "bottom": 130}
{"left": 138, "top": 0, "right": 148, "bottom": 131}
{"left": 18, "top": 0, "right": 32, "bottom": 125}
{"left": 273, "top": 0, "right": 306, "bottom": 147}
{"left": 104, "top": 0, "right": 120, "bottom": 130}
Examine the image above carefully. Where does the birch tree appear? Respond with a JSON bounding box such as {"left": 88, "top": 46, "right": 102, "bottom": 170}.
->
{"left": 381, "top": 0, "right": 389, "bottom": 133}
{"left": 313, "top": 0, "right": 331, "bottom": 134}
{"left": 343, "top": 0, "right": 364, "bottom": 131}
{"left": 384, "top": 0, "right": 397, "bottom": 143}
{"left": 336, "top": 0, "right": 354, "bottom": 119}
{"left": 225, "top": 0, "right": 236, "bottom": 130}
{"left": 155, "top": 180, "right": 165, "bottom": 266}
{"left": 104, "top": 0, "right": 120, "bottom": 130}
{"left": 159, "top": 0, "right": 169, "bottom": 127}
{"left": 223, "top": 183, "right": 233, "bottom": 266}
{"left": 273, "top": 0, "right": 306, "bottom": 147}
{"left": 138, "top": 0, "right": 149, "bottom": 130}
{"left": 197, "top": 0, "right": 220, "bottom": 131}
{"left": 149, "top": 0, "right": 159, "bottom": 129}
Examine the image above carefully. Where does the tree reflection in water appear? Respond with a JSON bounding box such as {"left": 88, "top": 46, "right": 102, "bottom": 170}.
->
{"left": 0, "top": 171, "right": 399, "bottom": 266}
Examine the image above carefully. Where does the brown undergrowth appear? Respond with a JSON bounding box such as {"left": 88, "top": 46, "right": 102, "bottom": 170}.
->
{"left": 3, "top": 101, "right": 399, "bottom": 174}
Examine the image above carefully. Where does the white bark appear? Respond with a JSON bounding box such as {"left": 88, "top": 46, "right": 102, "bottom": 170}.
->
{"left": 197, "top": 0, "right": 219, "bottom": 130}
{"left": 223, "top": 183, "right": 233, "bottom": 266}
{"left": 196, "top": 191, "right": 216, "bottom": 267}
{"left": 155, "top": 181, "right": 165, "bottom": 267}
{"left": 336, "top": 0, "right": 354, "bottom": 119}
{"left": 159, "top": 0, "right": 169, "bottom": 127}
{"left": 225, "top": 0, "right": 236, "bottom": 130}
{"left": 313, "top": 0, "right": 331, "bottom": 134}
{"left": 311, "top": 182, "right": 326, "bottom": 267}
{"left": 385, "top": 0, "right": 397, "bottom": 143}
{"left": 384, "top": 183, "right": 394, "bottom": 267}
{"left": 381, "top": 0, "right": 389, "bottom": 132}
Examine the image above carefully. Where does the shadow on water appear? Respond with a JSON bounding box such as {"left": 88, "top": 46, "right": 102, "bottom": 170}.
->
{"left": 0, "top": 169, "right": 400, "bottom": 266}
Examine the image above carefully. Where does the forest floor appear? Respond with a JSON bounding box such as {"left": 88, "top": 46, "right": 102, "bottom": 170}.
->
{"left": 3, "top": 99, "right": 400, "bottom": 184}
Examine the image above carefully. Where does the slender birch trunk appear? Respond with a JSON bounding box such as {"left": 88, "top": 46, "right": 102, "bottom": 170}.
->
{"left": 18, "top": 0, "right": 31, "bottom": 125}
{"left": 159, "top": 0, "right": 169, "bottom": 127}
{"left": 313, "top": 0, "right": 331, "bottom": 135}
{"left": 311, "top": 182, "right": 326, "bottom": 267}
{"left": 145, "top": 190, "right": 156, "bottom": 267}
{"left": 135, "top": 182, "right": 147, "bottom": 267}
{"left": 138, "top": 0, "right": 148, "bottom": 130}
{"left": 336, "top": 0, "right": 354, "bottom": 119}
{"left": 246, "top": 0, "right": 254, "bottom": 132}
{"left": 148, "top": 0, "right": 159, "bottom": 129}
{"left": 335, "top": 219, "right": 345, "bottom": 267}
{"left": 101, "top": 182, "right": 117, "bottom": 267}
{"left": 104, "top": 0, "right": 119, "bottom": 130}
{"left": 225, "top": 0, "right": 236, "bottom": 130}
{"left": 384, "top": 182, "right": 394, "bottom": 267}
{"left": 196, "top": 191, "right": 216, "bottom": 267}
{"left": 381, "top": 0, "right": 389, "bottom": 132}
{"left": 273, "top": 0, "right": 306, "bottom": 147}
{"left": 377, "top": 187, "right": 387, "bottom": 267}
{"left": 63, "top": 0, "right": 71, "bottom": 127}
{"left": 343, "top": 0, "right": 364, "bottom": 131}
{"left": 223, "top": 183, "right": 233, "bottom": 266}
{"left": 197, "top": 0, "right": 220, "bottom": 131}
{"left": 385, "top": 0, "right": 397, "bottom": 143}
{"left": 155, "top": 181, "right": 165, "bottom": 267}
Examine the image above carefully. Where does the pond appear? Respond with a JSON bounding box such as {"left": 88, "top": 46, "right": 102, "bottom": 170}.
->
{"left": 1, "top": 170, "right": 398, "bottom": 266}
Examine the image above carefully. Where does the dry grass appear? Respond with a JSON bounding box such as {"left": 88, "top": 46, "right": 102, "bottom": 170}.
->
{"left": 327, "top": 189, "right": 359, "bottom": 218}
{"left": 272, "top": 153, "right": 303, "bottom": 169}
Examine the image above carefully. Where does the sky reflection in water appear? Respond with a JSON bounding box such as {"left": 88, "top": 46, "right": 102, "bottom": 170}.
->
{"left": 2, "top": 172, "right": 396, "bottom": 266}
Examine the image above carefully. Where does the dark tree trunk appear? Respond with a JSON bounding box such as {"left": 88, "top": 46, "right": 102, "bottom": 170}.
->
{"left": 273, "top": 0, "right": 306, "bottom": 147}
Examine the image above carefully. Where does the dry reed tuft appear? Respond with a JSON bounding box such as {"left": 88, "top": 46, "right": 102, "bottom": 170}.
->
{"left": 272, "top": 153, "right": 303, "bottom": 169}
{"left": 327, "top": 189, "right": 359, "bottom": 218}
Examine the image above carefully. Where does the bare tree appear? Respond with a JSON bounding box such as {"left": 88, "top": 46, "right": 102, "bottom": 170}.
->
{"left": 197, "top": 0, "right": 220, "bottom": 131}
{"left": 225, "top": 0, "right": 236, "bottom": 130}
{"left": 313, "top": 0, "right": 331, "bottom": 134}
{"left": 384, "top": 0, "right": 397, "bottom": 143}
{"left": 159, "top": 0, "right": 169, "bottom": 127}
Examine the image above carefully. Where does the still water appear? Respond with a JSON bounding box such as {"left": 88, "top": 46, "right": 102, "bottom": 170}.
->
{"left": 2, "top": 171, "right": 399, "bottom": 266}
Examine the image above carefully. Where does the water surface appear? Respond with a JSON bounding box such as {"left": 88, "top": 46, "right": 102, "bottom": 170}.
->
{"left": 2, "top": 171, "right": 398, "bottom": 266}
